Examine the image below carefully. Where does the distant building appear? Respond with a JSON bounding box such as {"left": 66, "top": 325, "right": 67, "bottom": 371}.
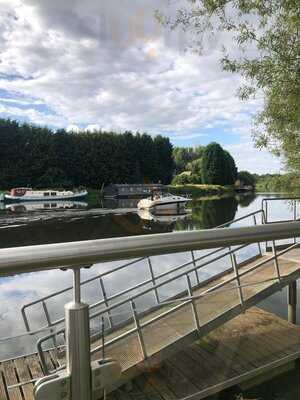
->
{"left": 103, "top": 184, "right": 165, "bottom": 198}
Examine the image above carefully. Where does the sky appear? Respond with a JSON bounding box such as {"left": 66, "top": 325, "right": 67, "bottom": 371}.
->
{"left": 0, "top": 0, "right": 283, "bottom": 174}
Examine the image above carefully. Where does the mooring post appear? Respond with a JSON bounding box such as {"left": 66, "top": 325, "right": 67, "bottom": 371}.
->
{"left": 288, "top": 280, "right": 297, "bottom": 325}
{"left": 65, "top": 268, "right": 92, "bottom": 400}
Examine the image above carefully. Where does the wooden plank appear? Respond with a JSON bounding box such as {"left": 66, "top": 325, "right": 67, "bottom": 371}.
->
{"left": 197, "top": 336, "right": 254, "bottom": 373}
{"left": 142, "top": 371, "right": 177, "bottom": 400}
{"left": 48, "top": 350, "right": 59, "bottom": 369}
{"left": 14, "top": 358, "right": 34, "bottom": 400}
{"left": 25, "top": 355, "right": 43, "bottom": 380}
{"left": 0, "top": 370, "right": 8, "bottom": 400}
{"left": 43, "top": 351, "right": 55, "bottom": 374}
{"left": 198, "top": 334, "right": 253, "bottom": 371}
{"left": 0, "top": 360, "right": 22, "bottom": 400}
{"left": 113, "top": 388, "right": 133, "bottom": 400}
{"left": 168, "top": 352, "right": 207, "bottom": 391}
{"left": 157, "top": 360, "right": 198, "bottom": 399}
{"left": 135, "top": 373, "right": 165, "bottom": 400}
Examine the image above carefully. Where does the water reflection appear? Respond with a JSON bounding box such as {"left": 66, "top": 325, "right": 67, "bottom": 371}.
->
{"left": 5, "top": 200, "right": 88, "bottom": 213}
{"left": 1, "top": 193, "right": 299, "bottom": 361}
{"left": 174, "top": 196, "right": 238, "bottom": 231}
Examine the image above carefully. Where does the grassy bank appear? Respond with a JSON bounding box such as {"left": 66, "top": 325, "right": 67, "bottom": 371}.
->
{"left": 168, "top": 184, "right": 235, "bottom": 198}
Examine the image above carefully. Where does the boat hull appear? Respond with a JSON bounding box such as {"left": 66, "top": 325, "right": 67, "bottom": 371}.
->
{"left": 4, "top": 191, "right": 88, "bottom": 202}
{"left": 138, "top": 197, "right": 189, "bottom": 215}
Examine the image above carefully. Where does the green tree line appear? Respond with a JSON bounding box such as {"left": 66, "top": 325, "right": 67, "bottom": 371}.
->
{"left": 172, "top": 142, "right": 238, "bottom": 186}
{"left": 0, "top": 119, "right": 174, "bottom": 189}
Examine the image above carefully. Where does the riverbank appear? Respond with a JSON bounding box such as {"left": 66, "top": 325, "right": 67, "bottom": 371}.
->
{"left": 168, "top": 184, "right": 236, "bottom": 198}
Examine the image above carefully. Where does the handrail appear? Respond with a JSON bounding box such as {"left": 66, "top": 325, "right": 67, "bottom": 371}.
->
{"left": 21, "top": 209, "right": 264, "bottom": 333}
{"left": 3, "top": 217, "right": 300, "bottom": 393}
{"left": 0, "top": 220, "right": 299, "bottom": 277}
{"left": 262, "top": 197, "right": 300, "bottom": 224}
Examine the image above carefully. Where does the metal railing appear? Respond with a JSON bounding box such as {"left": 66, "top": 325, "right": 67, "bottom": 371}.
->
{"left": 262, "top": 196, "right": 300, "bottom": 248}
{"left": 262, "top": 197, "right": 300, "bottom": 224}
{"left": 21, "top": 209, "right": 265, "bottom": 335}
{"left": 2, "top": 220, "right": 300, "bottom": 399}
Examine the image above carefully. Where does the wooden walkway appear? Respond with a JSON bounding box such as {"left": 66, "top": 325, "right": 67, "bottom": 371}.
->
{"left": 108, "top": 308, "right": 300, "bottom": 400}
{"left": 2, "top": 308, "right": 300, "bottom": 400}
{"left": 2, "top": 248, "right": 300, "bottom": 399}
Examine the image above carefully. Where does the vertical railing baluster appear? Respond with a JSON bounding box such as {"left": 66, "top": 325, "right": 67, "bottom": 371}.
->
{"left": 42, "top": 300, "right": 57, "bottom": 348}
{"left": 294, "top": 200, "right": 297, "bottom": 244}
{"left": 21, "top": 306, "right": 30, "bottom": 332}
{"left": 191, "top": 250, "right": 200, "bottom": 285}
{"left": 147, "top": 257, "right": 159, "bottom": 304}
{"left": 253, "top": 214, "right": 262, "bottom": 256}
{"left": 42, "top": 301, "right": 51, "bottom": 328}
{"left": 186, "top": 274, "right": 200, "bottom": 332}
{"left": 230, "top": 248, "right": 244, "bottom": 307}
{"left": 130, "top": 300, "right": 147, "bottom": 360}
{"left": 99, "top": 277, "right": 113, "bottom": 328}
{"left": 271, "top": 240, "right": 281, "bottom": 283}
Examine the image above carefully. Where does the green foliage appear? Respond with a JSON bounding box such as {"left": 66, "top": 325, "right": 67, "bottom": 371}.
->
{"left": 201, "top": 197, "right": 238, "bottom": 229}
{"left": 157, "top": 1, "right": 300, "bottom": 172}
{"left": 173, "top": 146, "right": 205, "bottom": 174}
{"left": 201, "top": 142, "right": 237, "bottom": 185}
{"left": 255, "top": 173, "right": 300, "bottom": 192}
{"left": 0, "top": 119, "right": 174, "bottom": 188}
{"left": 237, "top": 171, "right": 256, "bottom": 187}
{"left": 223, "top": 151, "right": 238, "bottom": 185}
{"left": 168, "top": 184, "right": 235, "bottom": 198}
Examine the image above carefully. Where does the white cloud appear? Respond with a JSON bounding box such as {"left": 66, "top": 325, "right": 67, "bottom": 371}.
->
{"left": 225, "top": 142, "right": 283, "bottom": 174}
{"left": 66, "top": 124, "right": 80, "bottom": 133}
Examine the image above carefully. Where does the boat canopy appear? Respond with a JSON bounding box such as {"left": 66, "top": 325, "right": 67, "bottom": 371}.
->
{"left": 10, "top": 188, "right": 30, "bottom": 196}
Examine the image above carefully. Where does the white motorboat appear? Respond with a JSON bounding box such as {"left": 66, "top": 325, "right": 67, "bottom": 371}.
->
{"left": 4, "top": 187, "right": 88, "bottom": 202}
{"left": 137, "top": 192, "right": 191, "bottom": 214}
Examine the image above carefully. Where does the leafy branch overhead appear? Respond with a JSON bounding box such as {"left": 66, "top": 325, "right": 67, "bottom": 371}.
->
{"left": 156, "top": 0, "right": 300, "bottom": 171}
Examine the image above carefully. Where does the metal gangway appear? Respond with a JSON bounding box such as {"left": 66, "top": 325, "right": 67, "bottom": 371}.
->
{"left": 1, "top": 200, "right": 300, "bottom": 399}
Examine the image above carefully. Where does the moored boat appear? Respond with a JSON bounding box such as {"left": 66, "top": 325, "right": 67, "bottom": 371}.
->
{"left": 4, "top": 187, "right": 88, "bottom": 202}
{"left": 137, "top": 191, "right": 191, "bottom": 214}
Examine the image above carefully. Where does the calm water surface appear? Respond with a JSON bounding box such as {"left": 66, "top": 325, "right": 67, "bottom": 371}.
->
{"left": 0, "top": 192, "right": 299, "bottom": 371}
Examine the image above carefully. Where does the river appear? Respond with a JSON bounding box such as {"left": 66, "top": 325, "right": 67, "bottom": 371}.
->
{"left": 0, "top": 192, "right": 299, "bottom": 398}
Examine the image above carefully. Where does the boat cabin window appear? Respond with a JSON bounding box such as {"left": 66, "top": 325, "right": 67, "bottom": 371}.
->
{"left": 44, "top": 192, "right": 50, "bottom": 196}
{"left": 51, "top": 192, "right": 57, "bottom": 196}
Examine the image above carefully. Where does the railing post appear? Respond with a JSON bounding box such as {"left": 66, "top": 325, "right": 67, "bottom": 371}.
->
{"left": 130, "top": 300, "right": 147, "bottom": 360}
{"left": 99, "top": 277, "right": 113, "bottom": 328}
{"left": 147, "top": 257, "right": 160, "bottom": 304}
{"left": 294, "top": 200, "right": 297, "bottom": 244}
{"left": 288, "top": 281, "right": 297, "bottom": 324}
{"left": 191, "top": 250, "right": 200, "bottom": 284}
{"left": 21, "top": 306, "right": 30, "bottom": 332}
{"left": 65, "top": 268, "right": 92, "bottom": 400}
{"left": 253, "top": 215, "right": 262, "bottom": 256}
{"left": 186, "top": 275, "right": 200, "bottom": 332}
{"left": 271, "top": 240, "right": 281, "bottom": 283}
{"left": 229, "top": 248, "right": 244, "bottom": 307}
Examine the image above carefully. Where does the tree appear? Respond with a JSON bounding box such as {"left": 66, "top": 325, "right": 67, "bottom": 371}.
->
{"left": 154, "top": 135, "right": 175, "bottom": 184}
{"left": 0, "top": 119, "right": 174, "bottom": 188}
{"left": 173, "top": 146, "right": 205, "bottom": 174}
{"left": 223, "top": 150, "right": 238, "bottom": 185}
{"left": 237, "top": 171, "right": 256, "bottom": 187}
{"left": 157, "top": 1, "right": 300, "bottom": 171}
{"left": 201, "top": 143, "right": 237, "bottom": 185}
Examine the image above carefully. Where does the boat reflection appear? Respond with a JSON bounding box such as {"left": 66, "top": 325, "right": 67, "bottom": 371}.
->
{"left": 5, "top": 201, "right": 88, "bottom": 213}
{"left": 137, "top": 209, "right": 192, "bottom": 231}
